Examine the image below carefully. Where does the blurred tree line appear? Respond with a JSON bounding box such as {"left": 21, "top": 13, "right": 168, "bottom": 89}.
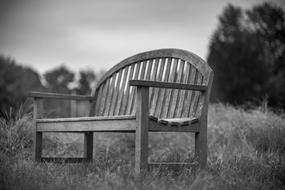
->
{"left": 208, "top": 2, "right": 285, "bottom": 109}
{"left": 1, "top": 2, "right": 284, "bottom": 115}
{"left": 0, "top": 56, "right": 103, "bottom": 117}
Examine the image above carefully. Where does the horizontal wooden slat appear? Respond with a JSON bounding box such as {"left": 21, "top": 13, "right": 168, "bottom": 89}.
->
{"left": 37, "top": 118, "right": 136, "bottom": 132}
{"left": 36, "top": 116, "right": 200, "bottom": 133}
{"left": 148, "top": 162, "right": 199, "bottom": 169}
{"left": 129, "top": 80, "right": 207, "bottom": 91}
{"left": 37, "top": 115, "right": 136, "bottom": 123}
{"left": 28, "top": 92, "right": 93, "bottom": 100}
{"left": 158, "top": 117, "right": 199, "bottom": 126}
{"left": 149, "top": 119, "right": 200, "bottom": 132}
{"left": 41, "top": 157, "right": 87, "bottom": 163}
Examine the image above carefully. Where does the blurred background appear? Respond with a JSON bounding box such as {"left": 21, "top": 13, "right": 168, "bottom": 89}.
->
{"left": 0, "top": 0, "right": 285, "bottom": 114}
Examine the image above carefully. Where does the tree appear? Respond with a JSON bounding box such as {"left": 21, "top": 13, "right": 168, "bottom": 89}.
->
{"left": 207, "top": 3, "right": 285, "bottom": 108}
{"left": 44, "top": 65, "right": 75, "bottom": 93}
{"left": 0, "top": 55, "right": 44, "bottom": 112}
{"left": 75, "top": 70, "right": 96, "bottom": 95}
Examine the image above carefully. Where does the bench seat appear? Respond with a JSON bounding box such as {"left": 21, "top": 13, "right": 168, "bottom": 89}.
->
{"left": 36, "top": 115, "right": 200, "bottom": 133}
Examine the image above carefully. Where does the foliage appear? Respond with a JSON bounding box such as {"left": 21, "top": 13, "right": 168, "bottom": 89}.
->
{"left": 0, "top": 104, "right": 284, "bottom": 190}
{"left": 75, "top": 70, "right": 96, "bottom": 95}
{"left": 207, "top": 2, "right": 285, "bottom": 108}
{"left": 0, "top": 55, "right": 44, "bottom": 112}
{"left": 44, "top": 65, "right": 75, "bottom": 94}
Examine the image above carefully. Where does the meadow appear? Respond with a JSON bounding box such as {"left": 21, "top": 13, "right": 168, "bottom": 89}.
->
{"left": 0, "top": 103, "right": 284, "bottom": 190}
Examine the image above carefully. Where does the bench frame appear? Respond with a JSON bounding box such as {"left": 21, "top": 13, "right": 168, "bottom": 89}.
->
{"left": 28, "top": 49, "right": 213, "bottom": 174}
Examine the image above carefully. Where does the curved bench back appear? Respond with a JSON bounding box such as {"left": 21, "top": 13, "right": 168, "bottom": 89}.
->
{"left": 91, "top": 49, "right": 213, "bottom": 118}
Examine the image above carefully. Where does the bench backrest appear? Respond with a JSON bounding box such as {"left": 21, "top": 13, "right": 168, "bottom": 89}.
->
{"left": 91, "top": 49, "right": 213, "bottom": 118}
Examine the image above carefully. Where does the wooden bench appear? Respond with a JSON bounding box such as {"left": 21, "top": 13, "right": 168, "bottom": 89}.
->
{"left": 28, "top": 48, "right": 213, "bottom": 173}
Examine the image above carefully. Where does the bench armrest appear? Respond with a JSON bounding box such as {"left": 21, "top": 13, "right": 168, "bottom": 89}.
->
{"left": 129, "top": 80, "right": 207, "bottom": 92}
{"left": 28, "top": 92, "right": 94, "bottom": 101}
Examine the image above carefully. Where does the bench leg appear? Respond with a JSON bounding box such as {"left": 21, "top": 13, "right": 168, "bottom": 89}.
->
{"left": 195, "top": 131, "right": 207, "bottom": 169}
{"left": 33, "top": 131, "right": 42, "bottom": 162}
{"left": 135, "top": 86, "right": 149, "bottom": 174}
{"left": 84, "top": 132, "right": 93, "bottom": 161}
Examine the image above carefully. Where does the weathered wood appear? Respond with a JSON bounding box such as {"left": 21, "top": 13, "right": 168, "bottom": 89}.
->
{"left": 98, "top": 81, "right": 109, "bottom": 116}
{"left": 150, "top": 58, "right": 165, "bottom": 116}
{"left": 181, "top": 64, "right": 193, "bottom": 117}
{"left": 188, "top": 68, "right": 199, "bottom": 117}
{"left": 129, "top": 80, "right": 207, "bottom": 91}
{"left": 37, "top": 118, "right": 136, "bottom": 132}
{"left": 175, "top": 63, "right": 190, "bottom": 118}
{"left": 119, "top": 65, "right": 135, "bottom": 115}
{"left": 41, "top": 157, "right": 87, "bottom": 163}
{"left": 149, "top": 162, "right": 198, "bottom": 168}
{"left": 195, "top": 70, "right": 214, "bottom": 169}
{"left": 190, "top": 71, "right": 203, "bottom": 117}
{"left": 94, "top": 49, "right": 212, "bottom": 95}
{"left": 170, "top": 59, "right": 185, "bottom": 118}
{"left": 33, "top": 98, "right": 43, "bottom": 162}
{"left": 135, "top": 86, "right": 149, "bottom": 174}
{"left": 84, "top": 132, "right": 93, "bottom": 161}
{"left": 127, "top": 63, "right": 141, "bottom": 115}
{"left": 114, "top": 68, "right": 128, "bottom": 115}
{"left": 148, "top": 59, "right": 159, "bottom": 116}
{"left": 109, "top": 70, "right": 123, "bottom": 115}
{"left": 37, "top": 116, "right": 200, "bottom": 133}
{"left": 94, "top": 84, "right": 103, "bottom": 116}
{"left": 158, "top": 58, "right": 172, "bottom": 118}
{"left": 29, "top": 49, "right": 214, "bottom": 172}
{"left": 104, "top": 75, "right": 116, "bottom": 116}
{"left": 28, "top": 92, "right": 93, "bottom": 100}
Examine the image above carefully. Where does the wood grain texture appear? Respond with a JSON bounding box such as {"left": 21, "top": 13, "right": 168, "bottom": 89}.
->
{"left": 135, "top": 86, "right": 149, "bottom": 174}
{"left": 41, "top": 157, "right": 87, "bottom": 163}
{"left": 84, "top": 132, "right": 93, "bottom": 161}
{"left": 129, "top": 80, "right": 207, "bottom": 91}
{"left": 195, "top": 70, "right": 214, "bottom": 169}
{"left": 177, "top": 63, "right": 190, "bottom": 117}
{"left": 150, "top": 58, "right": 165, "bottom": 116}
{"left": 127, "top": 63, "right": 141, "bottom": 115}
{"left": 28, "top": 92, "right": 93, "bottom": 100}
{"left": 104, "top": 75, "right": 116, "bottom": 116}
{"left": 158, "top": 58, "right": 172, "bottom": 118}
{"left": 30, "top": 48, "right": 214, "bottom": 171}
{"left": 170, "top": 59, "right": 185, "bottom": 118}
{"left": 33, "top": 98, "right": 43, "bottom": 162}
{"left": 109, "top": 70, "right": 123, "bottom": 115}
{"left": 166, "top": 58, "right": 179, "bottom": 118}
{"left": 120, "top": 65, "right": 135, "bottom": 115}
{"left": 114, "top": 68, "right": 128, "bottom": 115}
{"left": 93, "top": 49, "right": 212, "bottom": 96}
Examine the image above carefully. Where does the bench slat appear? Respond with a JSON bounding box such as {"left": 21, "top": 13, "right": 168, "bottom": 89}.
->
{"left": 156, "top": 58, "right": 171, "bottom": 118}
{"left": 177, "top": 63, "right": 190, "bottom": 117}
{"left": 104, "top": 75, "right": 115, "bottom": 115}
{"left": 114, "top": 68, "right": 128, "bottom": 115}
{"left": 109, "top": 69, "right": 123, "bottom": 115}
{"left": 173, "top": 60, "right": 185, "bottom": 118}
{"left": 119, "top": 65, "right": 135, "bottom": 115}
{"left": 98, "top": 81, "right": 109, "bottom": 116}
{"left": 151, "top": 58, "right": 165, "bottom": 116}
{"left": 94, "top": 85, "right": 103, "bottom": 115}
{"left": 127, "top": 62, "right": 141, "bottom": 115}
{"left": 37, "top": 116, "right": 199, "bottom": 132}
{"left": 188, "top": 67, "right": 199, "bottom": 117}
{"left": 190, "top": 71, "right": 203, "bottom": 117}
{"left": 148, "top": 58, "right": 159, "bottom": 116}
{"left": 166, "top": 58, "right": 179, "bottom": 118}
{"left": 181, "top": 64, "right": 193, "bottom": 117}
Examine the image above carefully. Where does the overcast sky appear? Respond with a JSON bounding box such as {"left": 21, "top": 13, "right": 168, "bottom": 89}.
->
{"left": 0, "top": 0, "right": 284, "bottom": 74}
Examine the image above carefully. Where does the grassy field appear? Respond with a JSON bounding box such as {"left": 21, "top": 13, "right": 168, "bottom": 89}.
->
{"left": 0, "top": 104, "right": 284, "bottom": 190}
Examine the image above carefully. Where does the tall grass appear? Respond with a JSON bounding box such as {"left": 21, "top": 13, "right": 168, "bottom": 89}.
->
{"left": 0, "top": 104, "right": 284, "bottom": 189}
